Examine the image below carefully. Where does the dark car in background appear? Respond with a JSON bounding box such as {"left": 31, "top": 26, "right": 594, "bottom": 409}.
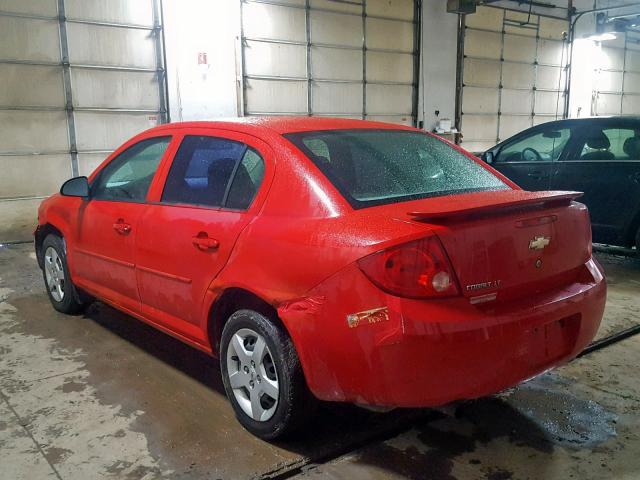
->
{"left": 481, "top": 117, "right": 640, "bottom": 251}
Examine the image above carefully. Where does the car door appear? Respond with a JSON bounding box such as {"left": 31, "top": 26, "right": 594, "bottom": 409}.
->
{"left": 551, "top": 120, "right": 640, "bottom": 245}
{"left": 135, "top": 130, "right": 272, "bottom": 344}
{"left": 72, "top": 135, "right": 173, "bottom": 314}
{"left": 490, "top": 124, "right": 573, "bottom": 191}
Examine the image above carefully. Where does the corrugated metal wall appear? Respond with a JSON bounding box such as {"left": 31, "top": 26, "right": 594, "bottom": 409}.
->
{"left": 0, "top": 0, "right": 167, "bottom": 242}
{"left": 239, "top": 0, "right": 419, "bottom": 126}
{"left": 592, "top": 30, "right": 640, "bottom": 115}
{"left": 460, "top": 6, "right": 569, "bottom": 153}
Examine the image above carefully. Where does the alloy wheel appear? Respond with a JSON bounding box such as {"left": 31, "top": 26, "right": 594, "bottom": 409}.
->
{"left": 44, "top": 246, "right": 65, "bottom": 302}
{"left": 226, "top": 328, "right": 279, "bottom": 422}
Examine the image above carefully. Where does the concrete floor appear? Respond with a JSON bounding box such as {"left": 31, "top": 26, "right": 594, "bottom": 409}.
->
{"left": 0, "top": 243, "right": 638, "bottom": 480}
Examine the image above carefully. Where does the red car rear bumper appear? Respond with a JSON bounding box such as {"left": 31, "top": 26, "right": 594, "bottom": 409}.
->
{"left": 279, "top": 258, "right": 606, "bottom": 408}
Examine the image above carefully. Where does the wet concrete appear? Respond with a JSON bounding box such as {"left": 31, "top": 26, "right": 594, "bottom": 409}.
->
{"left": 593, "top": 252, "right": 640, "bottom": 340}
{"left": 294, "top": 337, "right": 640, "bottom": 480}
{"left": 1, "top": 243, "right": 639, "bottom": 479}
{"left": 0, "top": 244, "right": 428, "bottom": 479}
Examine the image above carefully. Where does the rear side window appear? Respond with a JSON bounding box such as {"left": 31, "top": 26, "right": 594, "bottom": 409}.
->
{"left": 92, "top": 136, "right": 170, "bottom": 202}
{"left": 575, "top": 128, "right": 640, "bottom": 161}
{"left": 161, "top": 135, "right": 265, "bottom": 209}
{"left": 285, "top": 130, "right": 507, "bottom": 208}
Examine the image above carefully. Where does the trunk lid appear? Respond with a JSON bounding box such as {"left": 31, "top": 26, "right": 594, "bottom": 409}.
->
{"left": 399, "top": 190, "right": 592, "bottom": 302}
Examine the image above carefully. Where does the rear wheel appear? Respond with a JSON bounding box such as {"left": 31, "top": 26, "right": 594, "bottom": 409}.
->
{"left": 41, "top": 234, "right": 87, "bottom": 314}
{"left": 220, "top": 309, "right": 313, "bottom": 440}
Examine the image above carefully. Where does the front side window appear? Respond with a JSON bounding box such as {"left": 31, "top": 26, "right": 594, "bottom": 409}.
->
{"left": 575, "top": 127, "right": 639, "bottom": 161}
{"left": 161, "top": 135, "right": 265, "bottom": 209}
{"left": 285, "top": 130, "right": 507, "bottom": 208}
{"left": 92, "top": 136, "right": 171, "bottom": 201}
{"left": 496, "top": 127, "right": 571, "bottom": 163}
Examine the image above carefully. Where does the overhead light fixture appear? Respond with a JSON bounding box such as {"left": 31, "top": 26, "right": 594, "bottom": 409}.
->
{"left": 585, "top": 32, "right": 617, "bottom": 41}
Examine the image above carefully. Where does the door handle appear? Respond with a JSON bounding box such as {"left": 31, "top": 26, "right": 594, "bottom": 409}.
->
{"left": 192, "top": 233, "right": 219, "bottom": 251}
{"left": 113, "top": 219, "right": 132, "bottom": 235}
{"left": 527, "top": 171, "right": 549, "bottom": 180}
{"left": 630, "top": 172, "right": 640, "bottom": 184}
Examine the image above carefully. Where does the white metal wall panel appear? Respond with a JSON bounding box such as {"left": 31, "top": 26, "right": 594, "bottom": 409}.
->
{"left": 593, "top": 32, "right": 640, "bottom": 117}
{"left": 501, "top": 89, "right": 533, "bottom": 114}
{"left": 622, "top": 94, "right": 640, "bottom": 115}
{"left": 499, "top": 115, "right": 532, "bottom": 140}
{"left": 366, "top": 52, "right": 413, "bottom": 83}
{"left": 537, "top": 65, "right": 564, "bottom": 90}
{"left": 311, "top": 47, "right": 362, "bottom": 80}
{"left": 463, "top": 58, "right": 500, "bottom": 87}
{"left": 366, "top": 18, "right": 413, "bottom": 51}
{"left": 0, "top": 17, "right": 60, "bottom": 61}
{"left": 503, "top": 35, "right": 536, "bottom": 62}
{"left": 0, "top": 0, "right": 57, "bottom": 15}
{"left": 245, "top": 78, "right": 308, "bottom": 114}
{"left": 464, "top": 30, "right": 502, "bottom": 59}
{"left": 0, "top": 65, "right": 64, "bottom": 106}
{"left": 462, "top": 87, "right": 499, "bottom": 113}
{"left": 0, "top": 155, "right": 70, "bottom": 198}
{"left": 312, "top": 11, "right": 362, "bottom": 47}
{"left": 70, "top": 70, "right": 160, "bottom": 110}
{"left": 64, "top": 0, "right": 154, "bottom": 26}
{"left": 244, "top": 41, "right": 307, "bottom": 77}
{"left": 501, "top": 63, "right": 534, "bottom": 89}
{"left": 626, "top": 72, "right": 640, "bottom": 93}
{"left": 366, "top": 0, "right": 413, "bottom": 21}
{"left": 0, "top": 0, "right": 167, "bottom": 241}
{"left": 366, "top": 84, "right": 412, "bottom": 113}
{"left": 310, "top": 0, "right": 358, "bottom": 14}
{"left": 0, "top": 111, "right": 69, "bottom": 153}
{"left": 241, "top": 0, "right": 417, "bottom": 124}
{"left": 312, "top": 83, "right": 363, "bottom": 114}
{"left": 460, "top": 6, "right": 569, "bottom": 152}
{"left": 74, "top": 112, "right": 158, "bottom": 152}
{"left": 78, "top": 153, "right": 109, "bottom": 177}
{"left": 242, "top": 3, "right": 306, "bottom": 41}
{"left": 67, "top": 24, "right": 157, "bottom": 69}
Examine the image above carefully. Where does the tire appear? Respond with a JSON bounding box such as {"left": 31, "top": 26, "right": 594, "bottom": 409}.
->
{"left": 41, "top": 234, "right": 87, "bottom": 314}
{"left": 220, "top": 309, "right": 313, "bottom": 440}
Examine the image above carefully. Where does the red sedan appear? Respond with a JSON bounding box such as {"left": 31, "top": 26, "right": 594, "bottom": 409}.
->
{"left": 35, "top": 118, "right": 606, "bottom": 439}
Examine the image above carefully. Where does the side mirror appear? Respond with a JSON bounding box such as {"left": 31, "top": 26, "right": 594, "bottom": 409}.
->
{"left": 483, "top": 151, "right": 494, "bottom": 164}
{"left": 60, "top": 176, "right": 90, "bottom": 198}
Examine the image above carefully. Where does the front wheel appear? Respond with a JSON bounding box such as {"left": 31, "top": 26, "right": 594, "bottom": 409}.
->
{"left": 41, "top": 234, "right": 87, "bottom": 314}
{"left": 220, "top": 309, "right": 313, "bottom": 440}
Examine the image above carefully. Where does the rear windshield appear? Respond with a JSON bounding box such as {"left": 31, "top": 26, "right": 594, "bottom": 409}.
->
{"left": 285, "top": 129, "right": 508, "bottom": 208}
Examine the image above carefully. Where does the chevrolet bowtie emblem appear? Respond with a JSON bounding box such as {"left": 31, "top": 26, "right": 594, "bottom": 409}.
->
{"left": 529, "top": 236, "right": 551, "bottom": 250}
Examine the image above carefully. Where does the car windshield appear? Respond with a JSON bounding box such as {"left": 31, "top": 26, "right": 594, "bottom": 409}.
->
{"left": 285, "top": 129, "right": 508, "bottom": 208}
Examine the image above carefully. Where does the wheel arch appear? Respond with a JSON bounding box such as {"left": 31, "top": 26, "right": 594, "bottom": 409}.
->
{"left": 206, "top": 287, "right": 286, "bottom": 357}
{"left": 35, "top": 223, "right": 65, "bottom": 268}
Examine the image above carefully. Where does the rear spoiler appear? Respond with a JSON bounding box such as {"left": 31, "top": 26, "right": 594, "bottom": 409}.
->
{"left": 407, "top": 190, "right": 583, "bottom": 222}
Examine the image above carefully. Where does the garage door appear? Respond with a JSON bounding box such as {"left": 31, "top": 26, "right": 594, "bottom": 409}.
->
{"left": 460, "top": 6, "right": 569, "bottom": 153}
{"left": 0, "top": 0, "right": 168, "bottom": 242}
{"left": 593, "top": 30, "right": 640, "bottom": 115}
{"left": 240, "top": 0, "right": 418, "bottom": 126}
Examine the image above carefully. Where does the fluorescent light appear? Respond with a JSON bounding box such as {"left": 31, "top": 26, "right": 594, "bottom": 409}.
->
{"left": 585, "top": 32, "right": 617, "bottom": 41}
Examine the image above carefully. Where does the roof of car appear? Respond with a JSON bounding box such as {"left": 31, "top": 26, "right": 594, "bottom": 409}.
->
{"left": 533, "top": 115, "right": 640, "bottom": 125}
{"left": 150, "top": 116, "right": 416, "bottom": 135}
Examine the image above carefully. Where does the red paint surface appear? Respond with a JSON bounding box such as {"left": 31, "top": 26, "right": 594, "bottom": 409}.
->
{"left": 37, "top": 117, "right": 606, "bottom": 407}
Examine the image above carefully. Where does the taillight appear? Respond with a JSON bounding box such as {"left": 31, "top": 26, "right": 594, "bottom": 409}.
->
{"left": 357, "top": 236, "right": 460, "bottom": 298}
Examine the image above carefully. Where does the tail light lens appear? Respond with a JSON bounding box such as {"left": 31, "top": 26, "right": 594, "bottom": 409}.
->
{"left": 357, "top": 236, "right": 460, "bottom": 298}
